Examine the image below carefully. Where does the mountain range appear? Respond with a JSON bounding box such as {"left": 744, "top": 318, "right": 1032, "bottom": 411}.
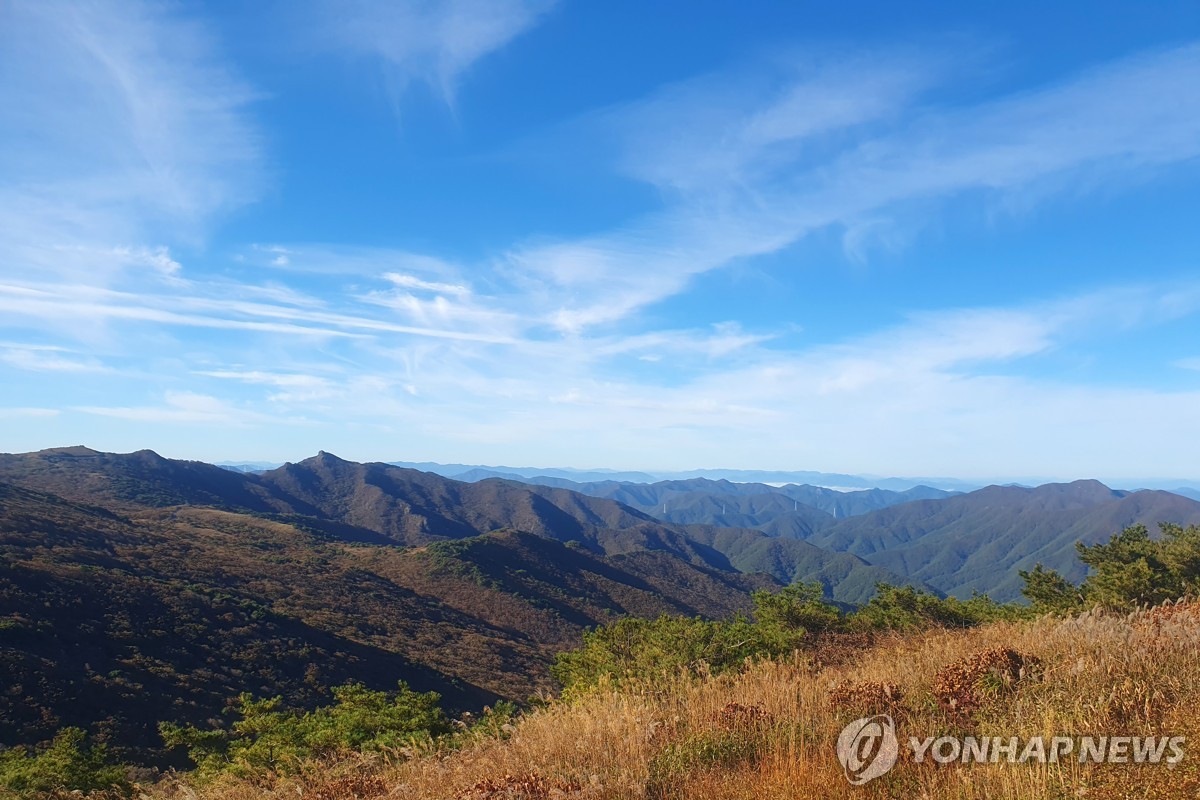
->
{"left": 398, "top": 462, "right": 983, "bottom": 491}
{"left": 3, "top": 445, "right": 1199, "bottom": 766}
{"left": 0, "top": 446, "right": 910, "bottom": 764}
{"left": 394, "top": 461, "right": 1200, "bottom": 494}
{"left": 475, "top": 475, "right": 957, "bottom": 527}
{"left": 453, "top": 471, "right": 1200, "bottom": 602}
{"left": 807, "top": 480, "right": 1200, "bottom": 600}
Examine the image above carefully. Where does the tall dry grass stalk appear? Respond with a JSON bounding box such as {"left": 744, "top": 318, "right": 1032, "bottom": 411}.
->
{"left": 151, "top": 601, "right": 1200, "bottom": 800}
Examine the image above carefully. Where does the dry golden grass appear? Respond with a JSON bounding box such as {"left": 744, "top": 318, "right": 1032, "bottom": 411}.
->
{"left": 150, "top": 601, "right": 1200, "bottom": 800}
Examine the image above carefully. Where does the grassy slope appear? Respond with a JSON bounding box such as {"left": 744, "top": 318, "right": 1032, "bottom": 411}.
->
{"left": 157, "top": 602, "right": 1200, "bottom": 800}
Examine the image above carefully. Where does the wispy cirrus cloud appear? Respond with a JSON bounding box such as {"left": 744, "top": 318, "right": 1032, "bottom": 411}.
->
{"left": 3, "top": 21, "right": 1199, "bottom": 477}
{"left": 194, "top": 370, "right": 335, "bottom": 389}
{"left": 0, "top": 279, "right": 523, "bottom": 344}
{"left": 602, "top": 47, "right": 947, "bottom": 192}
{"left": 77, "top": 391, "right": 268, "bottom": 426}
{"left": 0, "top": 343, "right": 113, "bottom": 374}
{"left": 303, "top": 0, "right": 555, "bottom": 105}
{"left": 0, "top": 0, "right": 260, "bottom": 285}
{"left": 461, "top": 281, "right": 1200, "bottom": 475}
{"left": 510, "top": 42, "right": 1200, "bottom": 333}
{"left": 194, "top": 370, "right": 340, "bottom": 404}
{"left": 380, "top": 273, "right": 471, "bottom": 297}
{"left": 0, "top": 408, "right": 61, "bottom": 419}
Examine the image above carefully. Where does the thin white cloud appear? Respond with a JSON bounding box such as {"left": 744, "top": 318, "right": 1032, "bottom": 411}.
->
{"left": 511, "top": 42, "right": 1200, "bottom": 332}
{"left": 442, "top": 284, "right": 1200, "bottom": 475}
{"left": 193, "top": 370, "right": 342, "bottom": 405}
{"left": 0, "top": 345, "right": 112, "bottom": 374}
{"left": 304, "top": 0, "right": 554, "bottom": 104}
{"left": 195, "top": 370, "right": 334, "bottom": 389}
{"left": 77, "top": 391, "right": 265, "bottom": 426}
{"left": 0, "top": 408, "right": 60, "bottom": 419}
{"left": 0, "top": 286, "right": 365, "bottom": 341}
{"left": 605, "top": 48, "right": 944, "bottom": 192}
{"left": 0, "top": 0, "right": 260, "bottom": 284}
{"left": 246, "top": 244, "right": 472, "bottom": 281}
{"left": 0, "top": 280, "right": 520, "bottom": 344}
{"left": 0, "top": 342, "right": 70, "bottom": 352}
{"left": 204, "top": 281, "right": 328, "bottom": 309}
{"left": 591, "top": 323, "right": 776, "bottom": 360}
{"left": 382, "top": 273, "right": 470, "bottom": 296}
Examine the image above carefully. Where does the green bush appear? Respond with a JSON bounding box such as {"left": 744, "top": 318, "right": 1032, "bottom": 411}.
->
{"left": 551, "top": 614, "right": 781, "bottom": 694}
{"left": 0, "top": 728, "right": 129, "bottom": 797}
{"left": 160, "top": 681, "right": 450, "bottom": 778}
{"left": 1021, "top": 523, "right": 1200, "bottom": 611}
{"left": 552, "top": 582, "right": 1032, "bottom": 695}
{"left": 751, "top": 581, "right": 843, "bottom": 635}
{"left": 1019, "top": 563, "right": 1080, "bottom": 612}
{"left": 850, "top": 583, "right": 1028, "bottom": 631}
{"left": 461, "top": 701, "right": 520, "bottom": 743}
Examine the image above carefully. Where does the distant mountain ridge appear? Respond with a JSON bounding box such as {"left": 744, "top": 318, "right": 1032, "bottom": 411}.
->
{"left": 807, "top": 479, "right": 1200, "bottom": 601}
{"left": 477, "top": 475, "right": 959, "bottom": 530}
{"left": 0, "top": 447, "right": 910, "bottom": 604}
{"left": 392, "top": 461, "right": 660, "bottom": 485}
{"left": 4, "top": 446, "right": 1200, "bottom": 767}
{"left": 0, "top": 445, "right": 940, "bottom": 764}
{"left": 415, "top": 462, "right": 981, "bottom": 491}
{"left": 209, "top": 456, "right": 1200, "bottom": 495}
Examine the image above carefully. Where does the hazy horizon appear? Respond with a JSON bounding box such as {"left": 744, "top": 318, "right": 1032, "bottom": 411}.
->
{"left": 15, "top": 443, "right": 1199, "bottom": 492}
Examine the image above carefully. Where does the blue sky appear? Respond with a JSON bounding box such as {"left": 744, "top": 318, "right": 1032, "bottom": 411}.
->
{"left": 2, "top": 1, "right": 1199, "bottom": 480}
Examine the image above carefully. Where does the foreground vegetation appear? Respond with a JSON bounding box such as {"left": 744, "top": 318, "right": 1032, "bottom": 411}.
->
{"left": 3, "top": 523, "right": 1199, "bottom": 798}
{"left": 126, "top": 599, "right": 1198, "bottom": 800}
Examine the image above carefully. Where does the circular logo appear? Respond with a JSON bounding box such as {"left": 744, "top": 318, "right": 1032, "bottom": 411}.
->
{"left": 836, "top": 714, "right": 899, "bottom": 785}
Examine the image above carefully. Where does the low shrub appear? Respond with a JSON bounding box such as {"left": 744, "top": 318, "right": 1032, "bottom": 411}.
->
{"left": 0, "top": 727, "right": 129, "bottom": 797}
{"left": 932, "top": 646, "right": 1041, "bottom": 721}
{"left": 160, "top": 681, "right": 450, "bottom": 779}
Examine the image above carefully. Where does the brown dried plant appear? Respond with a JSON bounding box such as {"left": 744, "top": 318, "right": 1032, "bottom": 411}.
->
{"left": 455, "top": 771, "right": 584, "bottom": 800}
{"left": 932, "top": 646, "right": 1041, "bottom": 720}
{"left": 828, "top": 680, "right": 905, "bottom": 716}
{"left": 710, "top": 702, "right": 776, "bottom": 732}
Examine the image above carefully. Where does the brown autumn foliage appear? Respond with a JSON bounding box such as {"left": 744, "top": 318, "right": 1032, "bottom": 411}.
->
{"left": 0, "top": 481, "right": 762, "bottom": 765}
{"left": 931, "top": 646, "right": 1041, "bottom": 721}
{"left": 828, "top": 679, "right": 905, "bottom": 716}
{"left": 455, "top": 772, "right": 585, "bottom": 800}
{"left": 140, "top": 600, "right": 1200, "bottom": 800}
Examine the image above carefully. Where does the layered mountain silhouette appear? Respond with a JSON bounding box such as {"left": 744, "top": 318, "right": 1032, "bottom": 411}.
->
{"left": 0, "top": 447, "right": 908, "bottom": 600}
{"left": 452, "top": 468, "right": 1200, "bottom": 602}
{"left": 427, "top": 462, "right": 982, "bottom": 491}
{"left": 0, "top": 446, "right": 909, "bottom": 763}
{"left": 4, "top": 446, "right": 1199, "bottom": 765}
{"left": 806, "top": 480, "right": 1200, "bottom": 600}
{"left": 455, "top": 474, "right": 955, "bottom": 532}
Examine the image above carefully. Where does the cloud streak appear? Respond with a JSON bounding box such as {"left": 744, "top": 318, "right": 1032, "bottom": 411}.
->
{"left": 77, "top": 391, "right": 269, "bottom": 426}
{"left": 0, "top": 0, "right": 260, "bottom": 285}
{"left": 510, "top": 42, "right": 1200, "bottom": 332}
{"left": 3, "top": 22, "right": 1199, "bottom": 478}
{"left": 305, "top": 0, "right": 554, "bottom": 105}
